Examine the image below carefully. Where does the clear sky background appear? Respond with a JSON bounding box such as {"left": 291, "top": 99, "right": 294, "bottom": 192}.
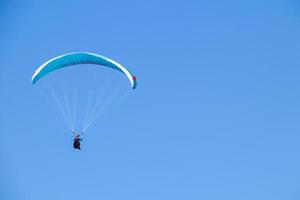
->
{"left": 1, "top": 0, "right": 300, "bottom": 199}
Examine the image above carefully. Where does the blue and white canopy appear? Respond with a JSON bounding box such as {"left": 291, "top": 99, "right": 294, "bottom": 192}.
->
{"left": 31, "top": 52, "right": 137, "bottom": 89}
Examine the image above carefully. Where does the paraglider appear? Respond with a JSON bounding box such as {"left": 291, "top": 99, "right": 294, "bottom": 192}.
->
{"left": 73, "top": 132, "right": 83, "bottom": 150}
{"left": 31, "top": 52, "right": 137, "bottom": 150}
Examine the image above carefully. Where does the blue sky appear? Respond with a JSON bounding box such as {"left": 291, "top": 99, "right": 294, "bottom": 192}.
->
{"left": 1, "top": 0, "right": 300, "bottom": 199}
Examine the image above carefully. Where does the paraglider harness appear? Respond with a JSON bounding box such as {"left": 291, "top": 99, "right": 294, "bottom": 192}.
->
{"left": 72, "top": 132, "right": 83, "bottom": 150}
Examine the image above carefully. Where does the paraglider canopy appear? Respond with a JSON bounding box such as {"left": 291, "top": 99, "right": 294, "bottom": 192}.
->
{"left": 31, "top": 52, "right": 137, "bottom": 89}
{"left": 31, "top": 52, "right": 137, "bottom": 133}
